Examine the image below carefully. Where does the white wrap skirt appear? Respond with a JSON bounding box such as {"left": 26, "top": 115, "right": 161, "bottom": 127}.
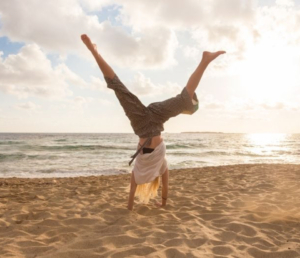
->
{"left": 133, "top": 140, "right": 168, "bottom": 185}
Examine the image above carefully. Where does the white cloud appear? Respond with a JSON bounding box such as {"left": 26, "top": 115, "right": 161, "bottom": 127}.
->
{"left": 15, "top": 101, "right": 40, "bottom": 110}
{"left": 130, "top": 72, "right": 158, "bottom": 96}
{"left": 57, "top": 64, "right": 88, "bottom": 89}
{"left": 115, "top": 0, "right": 254, "bottom": 31}
{"left": 99, "top": 98, "right": 113, "bottom": 106}
{"left": 78, "top": 0, "right": 114, "bottom": 11}
{"left": 129, "top": 72, "right": 181, "bottom": 96}
{"left": 199, "top": 94, "right": 300, "bottom": 113}
{"left": 98, "top": 22, "right": 178, "bottom": 69}
{"left": 0, "top": 44, "right": 79, "bottom": 99}
{"left": 1, "top": 0, "right": 300, "bottom": 72}
{"left": 115, "top": 0, "right": 255, "bottom": 66}
{"left": 0, "top": 0, "right": 178, "bottom": 69}
{"left": 116, "top": 0, "right": 207, "bottom": 30}
{"left": 183, "top": 46, "right": 200, "bottom": 61}
{"left": 159, "top": 81, "right": 183, "bottom": 96}
{"left": 276, "top": 0, "right": 295, "bottom": 7}
{"left": 199, "top": 94, "right": 226, "bottom": 110}
{"left": 261, "top": 102, "right": 285, "bottom": 110}
{"left": 74, "top": 96, "right": 88, "bottom": 105}
{"left": 112, "top": 0, "right": 300, "bottom": 71}
{"left": 58, "top": 96, "right": 94, "bottom": 113}
{"left": 89, "top": 76, "right": 110, "bottom": 92}
{"left": 85, "top": 72, "right": 182, "bottom": 97}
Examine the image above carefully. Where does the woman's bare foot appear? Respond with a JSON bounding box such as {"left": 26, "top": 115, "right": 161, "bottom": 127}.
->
{"left": 81, "top": 34, "right": 97, "bottom": 52}
{"left": 202, "top": 51, "right": 226, "bottom": 64}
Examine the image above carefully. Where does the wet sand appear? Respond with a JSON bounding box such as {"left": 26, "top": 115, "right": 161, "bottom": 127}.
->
{"left": 0, "top": 164, "right": 300, "bottom": 257}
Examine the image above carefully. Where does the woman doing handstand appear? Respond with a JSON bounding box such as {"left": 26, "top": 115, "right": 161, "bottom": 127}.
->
{"left": 81, "top": 34, "right": 225, "bottom": 211}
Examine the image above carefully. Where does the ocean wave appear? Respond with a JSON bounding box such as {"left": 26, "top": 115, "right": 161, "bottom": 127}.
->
{"left": 166, "top": 143, "right": 208, "bottom": 149}
{"left": 0, "top": 153, "right": 27, "bottom": 161}
{"left": 53, "top": 139, "right": 67, "bottom": 142}
{"left": 166, "top": 144, "right": 190, "bottom": 149}
{"left": 169, "top": 151, "right": 240, "bottom": 156}
{"left": 20, "top": 144, "right": 135, "bottom": 152}
{"left": 0, "top": 141, "right": 25, "bottom": 145}
{"left": 168, "top": 150, "right": 280, "bottom": 158}
{"left": 36, "top": 168, "right": 129, "bottom": 176}
{"left": 0, "top": 153, "right": 60, "bottom": 162}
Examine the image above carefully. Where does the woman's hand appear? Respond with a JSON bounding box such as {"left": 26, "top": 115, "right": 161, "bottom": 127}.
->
{"left": 155, "top": 201, "right": 166, "bottom": 208}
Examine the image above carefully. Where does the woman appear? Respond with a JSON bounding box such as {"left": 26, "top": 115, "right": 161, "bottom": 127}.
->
{"left": 81, "top": 34, "right": 225, "bottom": 211}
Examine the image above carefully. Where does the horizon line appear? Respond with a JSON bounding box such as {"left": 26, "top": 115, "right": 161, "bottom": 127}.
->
{"left": 0, "top": 132, "right": 298, "bottom": 134}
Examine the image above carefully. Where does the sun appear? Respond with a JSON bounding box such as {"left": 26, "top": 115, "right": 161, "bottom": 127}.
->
{"left": 238, "top": 39, "right": 298, "bottom": 101}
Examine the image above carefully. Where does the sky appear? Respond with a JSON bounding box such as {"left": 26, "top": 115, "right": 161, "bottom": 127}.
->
{"left": 0, "top": 0, "right": 300, "bottom": 134}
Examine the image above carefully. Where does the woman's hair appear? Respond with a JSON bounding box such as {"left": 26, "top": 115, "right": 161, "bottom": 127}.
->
{"left": 126, "top": 176, "right": 160, "bottom": 204}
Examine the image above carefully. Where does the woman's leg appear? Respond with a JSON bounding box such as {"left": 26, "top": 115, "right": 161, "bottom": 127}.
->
{"left": 185, "top": 51, "right": 226, "bottom": 99}
{"left": 147, "top": 50, "right": 226, "bottom": 123}
{"left": 81, "top": 34, "right": 115, "bottom": 79}
{"left": 81, "top": 34, "right": 148, "bottom": 134}
{"left": 127, "top": 171, "right": 137, "bottom": 211}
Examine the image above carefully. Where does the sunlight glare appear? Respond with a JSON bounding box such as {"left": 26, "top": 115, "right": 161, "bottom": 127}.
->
{"left": 247, "top": 133, "right": 286, "bottom": 146}
{"left": 239, "top": 39, "right": 298, "bottom": 101}
{"left": 246, "top": 133, "right": 287, "bottom": 156}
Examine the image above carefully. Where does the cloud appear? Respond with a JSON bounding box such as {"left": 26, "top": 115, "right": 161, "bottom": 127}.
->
{"left": 260, "top": 101, "right": 300, "bottom": 111}
{"left": 115, "top": 0, "right": 255, "bottom": 65}
{"left": 276, "top": 0, "right": 295, "bottom": 7}
{"left": 78, "top": 0, "right": 114, "bottom": 11}
{"left": 199, "top": 95, "right": 225, "bottom": 110}
{"left": 0, "top": 0, "right": 178, "bottom": 69}
{"left": 94, "top": 22, "right": 178, "bottom": 69}
{"left": 89, "top": 76, "right": 110, "bottom": 92}
{"left": 99, "top": 98, "right": 113, "bottom": 106}
{"left": 57, "top": 96, "right": 95, "bottom": 113}
{"left": 261, "top": 102, "right": 285, "bottom": 110}
{"left": 129, "top": 72, "right": 157, "bottom": 96}
{"left": 1, "top": 0, "right": 300, "bottom": 86}
{"left": 116, "top": 0, "right": 206, "bottom": 30}
{"left": 74, "top": 96, "right": 88, "bottom": 105}
{"left": 183, "top": 46, "right": 200, "bottom": 61}
{"left": 113, "top": 0, "right": 300, "bottom": 70}
{"left": 15, "top": 101, "right": 40, "bottom": 110}
{"left": 199, "top": 95, "right": 300, "bottom": 113}
{"left": 129, "top": 72, "right": 181, "bottom": 96}
{"left": 0, "top": 44, "right": 80, "bottom": 99}
{"left": 2, "top": 0, "right": 299, "bottom": 72}
{"left": 116, "top": 0, "right": 254, "bottom": 30}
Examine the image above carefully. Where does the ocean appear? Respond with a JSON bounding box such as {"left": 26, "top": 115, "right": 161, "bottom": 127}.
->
{"left": 0, "top": 133, "right": 299, "bottom": 178}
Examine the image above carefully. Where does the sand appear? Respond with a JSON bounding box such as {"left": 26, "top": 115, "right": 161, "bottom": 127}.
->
{"left": 0, "top": 164, "right": 300, "bottom": 258}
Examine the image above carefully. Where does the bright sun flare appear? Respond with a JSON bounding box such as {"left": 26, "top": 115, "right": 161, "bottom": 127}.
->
{"left": 239, "top": 39, "right": 298, "bottom": 101}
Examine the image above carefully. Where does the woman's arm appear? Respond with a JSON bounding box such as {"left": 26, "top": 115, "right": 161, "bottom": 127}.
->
{"left": 81, "top": 34, "right": 115, "bottom": 79}
{"left": 156, "top": 168, "right": 169, "bottom": 208}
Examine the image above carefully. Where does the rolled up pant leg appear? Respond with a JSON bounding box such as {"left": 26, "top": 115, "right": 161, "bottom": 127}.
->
{"left": 104, "top": 75, "right": 149, "bottom": 134}
{"left": 147, "top": 87, "right": 199, "bottom": 124}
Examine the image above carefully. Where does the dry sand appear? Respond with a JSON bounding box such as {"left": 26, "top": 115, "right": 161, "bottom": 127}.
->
{"left": 0, "top": 164, "right": 300, "bottom": 258}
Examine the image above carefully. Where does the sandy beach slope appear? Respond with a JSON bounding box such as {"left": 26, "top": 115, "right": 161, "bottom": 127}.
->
{"left": 0, "top": 164, "right": 300, "bottom": 258}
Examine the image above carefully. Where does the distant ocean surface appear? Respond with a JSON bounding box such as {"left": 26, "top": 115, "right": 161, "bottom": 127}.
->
{"left": 0, "top": 133, "right": 299, "bottom": 178}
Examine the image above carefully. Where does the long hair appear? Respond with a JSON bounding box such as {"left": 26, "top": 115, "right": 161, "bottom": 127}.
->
{"left": 126, "top": 176, "right": 160, "bottom": 204}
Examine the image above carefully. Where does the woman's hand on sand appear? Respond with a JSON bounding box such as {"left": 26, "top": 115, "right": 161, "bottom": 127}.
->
{"left": 155, "top": 202, "right": 166, "bottom": 208}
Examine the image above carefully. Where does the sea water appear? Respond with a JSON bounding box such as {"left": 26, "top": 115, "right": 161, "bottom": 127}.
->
{"left": 0, "top": 133, "right": 299, "bottom": 178}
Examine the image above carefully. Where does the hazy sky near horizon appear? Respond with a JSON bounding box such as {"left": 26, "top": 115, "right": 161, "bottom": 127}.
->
{"left": 1, "top": 0, "right": 300, "bottom": 133}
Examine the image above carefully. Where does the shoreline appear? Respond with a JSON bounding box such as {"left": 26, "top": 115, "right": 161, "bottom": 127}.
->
{"left": 1, "top": 163, "right": 300, "bottom": 179}
{"left": 1, "top": 164, "right": 300, "bottom": 257}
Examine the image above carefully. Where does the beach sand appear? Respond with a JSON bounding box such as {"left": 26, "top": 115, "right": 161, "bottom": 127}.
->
{"left": 0, "top": 164, "right": 300, "bottom": 258}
